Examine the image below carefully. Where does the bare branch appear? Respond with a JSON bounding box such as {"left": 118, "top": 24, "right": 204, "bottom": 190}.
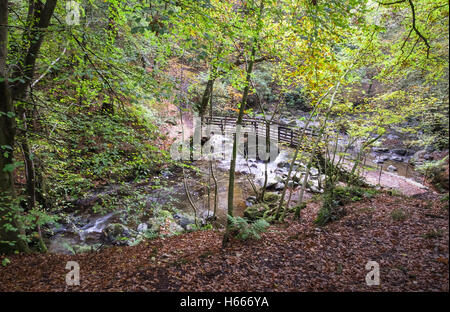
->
{"left": 407, "top": 0, "right": 431, "bottom": 58}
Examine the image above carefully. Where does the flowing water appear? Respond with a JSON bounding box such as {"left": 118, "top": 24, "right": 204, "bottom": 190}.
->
{"left": 46, "top": 122, "right": 422, "bottom": 254}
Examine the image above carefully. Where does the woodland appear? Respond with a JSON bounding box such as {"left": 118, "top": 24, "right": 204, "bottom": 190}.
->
{"left": 0, "top": 0, "right": 448, "bottom": 292}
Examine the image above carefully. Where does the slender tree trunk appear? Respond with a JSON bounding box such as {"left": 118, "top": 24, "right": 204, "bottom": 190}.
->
{"left": 275, "top": 87, "right": 332, "bottom": 220}
{"left": 223, "top": 45, "right": 256, "bottom": 246}
{"left": 199, "top": 76, "right": 215, "bottom": 121}
{"left": 209, "top": 79, "right": 218, "bottom": 218}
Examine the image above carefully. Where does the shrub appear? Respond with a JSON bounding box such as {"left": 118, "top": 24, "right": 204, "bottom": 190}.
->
{"left": 417, "top": 156, "right": 449, "bottom": 192}
{"left": 227, "top": 215, "right": 270, "bottom": 240}
{"left": 315, "top": 186, "right": 377, "bottom": 225}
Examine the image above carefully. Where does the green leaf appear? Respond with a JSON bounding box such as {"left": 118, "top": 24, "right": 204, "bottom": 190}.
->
{"left": 2, "top": 258, "right": 11, "bottom": 267}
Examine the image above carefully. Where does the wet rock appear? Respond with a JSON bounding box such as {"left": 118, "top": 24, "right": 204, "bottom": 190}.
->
{"left": 423, "top": 154, "right": 434, "bottom": 161}
{"left": 309, "top": 185, "right": 323, "bottom": 193}
{"left": 373, "top": 147, "right": 389, "bottom": 153}
{"left": 292, "top": 174, "right": 302, "bottom": 183}
{"left": 413, "top": 149, "right": 427, "bottom": 159}
{"left": 245, "top": 196, "right": 257, "bottom": 207}
{"left": 173, "top": 214, "right": 195, "bottom": 230}
{"left": 387, "top": 165, "right": 397, "bottom": 172}
{"left": 390, "top": 154, "right": 404, "bottom": 162}
{"left": 392, "top": 148, "right": 408, "bottom": 156}
{"left": 274, "top": 182, "right": 285, "bottom": 191}
{"left": 309, "top": 167, "right": 319, "bottom": 176}
{"left": 47, "top": 223, "right": 67, "bottom": 236}
{"left": 101, "top": 223, "right": 133, "bottom": 245}
{"left": 277, "top": 161, "right": 290, "bottom": 169}
{"left": 374, "top": 155, "right": 390, "bottom": 163}
{"left": 200, "top": 210, "right": 214, "bottom": 221}
{"left": 264, "top": 179, "right": 278, "bottom": 189}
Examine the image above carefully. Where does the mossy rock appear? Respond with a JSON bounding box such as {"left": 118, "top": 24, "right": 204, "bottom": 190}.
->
{"left": 101, "top": 223, "right": 132, "bottom": 245}
{"left": 263, "top": 192, "right": 280, "bottom": 203}
{"left": 244, "top": 203, "right": 270, "bottom": 220}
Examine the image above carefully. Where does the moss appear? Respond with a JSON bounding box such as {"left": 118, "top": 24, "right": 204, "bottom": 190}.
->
{"left": 244, "top": 203, "right": 269, "bottom": 220}
{"left": 263, "top": 192, "right": 280, "bottom": 203}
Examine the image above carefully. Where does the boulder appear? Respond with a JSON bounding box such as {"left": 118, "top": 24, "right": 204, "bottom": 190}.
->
{"left": 245, "top": 196, "right": 257, "bottom": 207}
{"left": 277, "top": 161, "right": 291, "bottom": 169}
{"left": 200, "top": 210, "right": 214, "bottom": 221}
{"left": 263, "top": 192, "right": 280, "bottom": 203}
{"left": 101, "top": 223, "right": 133, "bottom": 245}
{"left": 167, "top": 221, "right": 184, "bottom": 234}
{"left": 309, "top": 167, "right": 319, "bottom": 176}
{"left": 390, "top": 155, "right": 404, "bottom": 162}
{"left": 372, "top": 147, "right": 389, "bottom": 153}
{"left": 173, "top": 214, "right": 195, "bottom": 230}
{"left": 387, "top": 165, "right": 397, "bottom": 172}
{"left": 309, "top": 185, "right": 323, "bottom": 193}
{"left": 186, "top": 224, "right": 197, "bottom": 232}
{"left": 392, "top": 148, "right": 408, "bottom": 156}
{"left": 137, "top": 223, "right": 148, "bottom": 233}
{"left": 374, "top": 155, "right": 390, "bottom": 163}
{"left": 413, "top": 149, "right": 427, "bottom": 161}
{"left": 244, "top": 203, "right": 269, "bottom": 220}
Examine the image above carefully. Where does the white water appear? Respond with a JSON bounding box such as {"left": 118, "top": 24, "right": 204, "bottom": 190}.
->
{"left": 78, "top": 212, "right": 115, "bottom": 241}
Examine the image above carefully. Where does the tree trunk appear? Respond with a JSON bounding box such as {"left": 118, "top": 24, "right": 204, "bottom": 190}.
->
{"left": 223, "top": 46, "right": 256, "bottom": 246}
{"left": 0, "top": 0, "right": 29, "bottom": 254}
{"left": 199, "top": 72, "right": 216, "bottom": 122}
{"left": 1, "top": 0, "right": 57, "bottom": 254}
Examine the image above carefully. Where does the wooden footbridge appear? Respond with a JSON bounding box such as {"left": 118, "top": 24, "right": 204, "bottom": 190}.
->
{"left": 203, "top": 115, "right": 317, "bottom": 148}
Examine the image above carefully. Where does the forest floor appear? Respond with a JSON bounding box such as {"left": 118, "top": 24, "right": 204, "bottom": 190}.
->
{"left": 0, "top": 191, "right": 448, "bottom": 291}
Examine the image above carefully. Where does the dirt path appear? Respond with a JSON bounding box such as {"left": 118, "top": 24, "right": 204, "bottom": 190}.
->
{"left": 340, "top": 161, "right": 430, "bottom": 196}
{"left": 361, "top": 168, "right": 430, "bottom": 196}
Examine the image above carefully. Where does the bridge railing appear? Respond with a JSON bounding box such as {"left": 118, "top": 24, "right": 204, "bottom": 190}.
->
{"left": 202, "top": 116, "right": 317, "bottom": 147}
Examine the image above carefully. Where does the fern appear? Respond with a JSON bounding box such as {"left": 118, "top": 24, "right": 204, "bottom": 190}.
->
{"left": 227, "top": 215, "right": 269, "bottom": 240}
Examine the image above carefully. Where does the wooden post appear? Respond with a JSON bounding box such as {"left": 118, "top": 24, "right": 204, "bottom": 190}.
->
{"left": 255, "top": 121, "right": 258, "bottom": 159}
{"left": 378, "top": 164, "right": 382, "bottom": 186}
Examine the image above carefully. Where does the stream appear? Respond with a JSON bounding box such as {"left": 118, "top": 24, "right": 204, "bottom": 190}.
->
{"left": 46, "top": 116, "right": 426, "bottom": 254}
